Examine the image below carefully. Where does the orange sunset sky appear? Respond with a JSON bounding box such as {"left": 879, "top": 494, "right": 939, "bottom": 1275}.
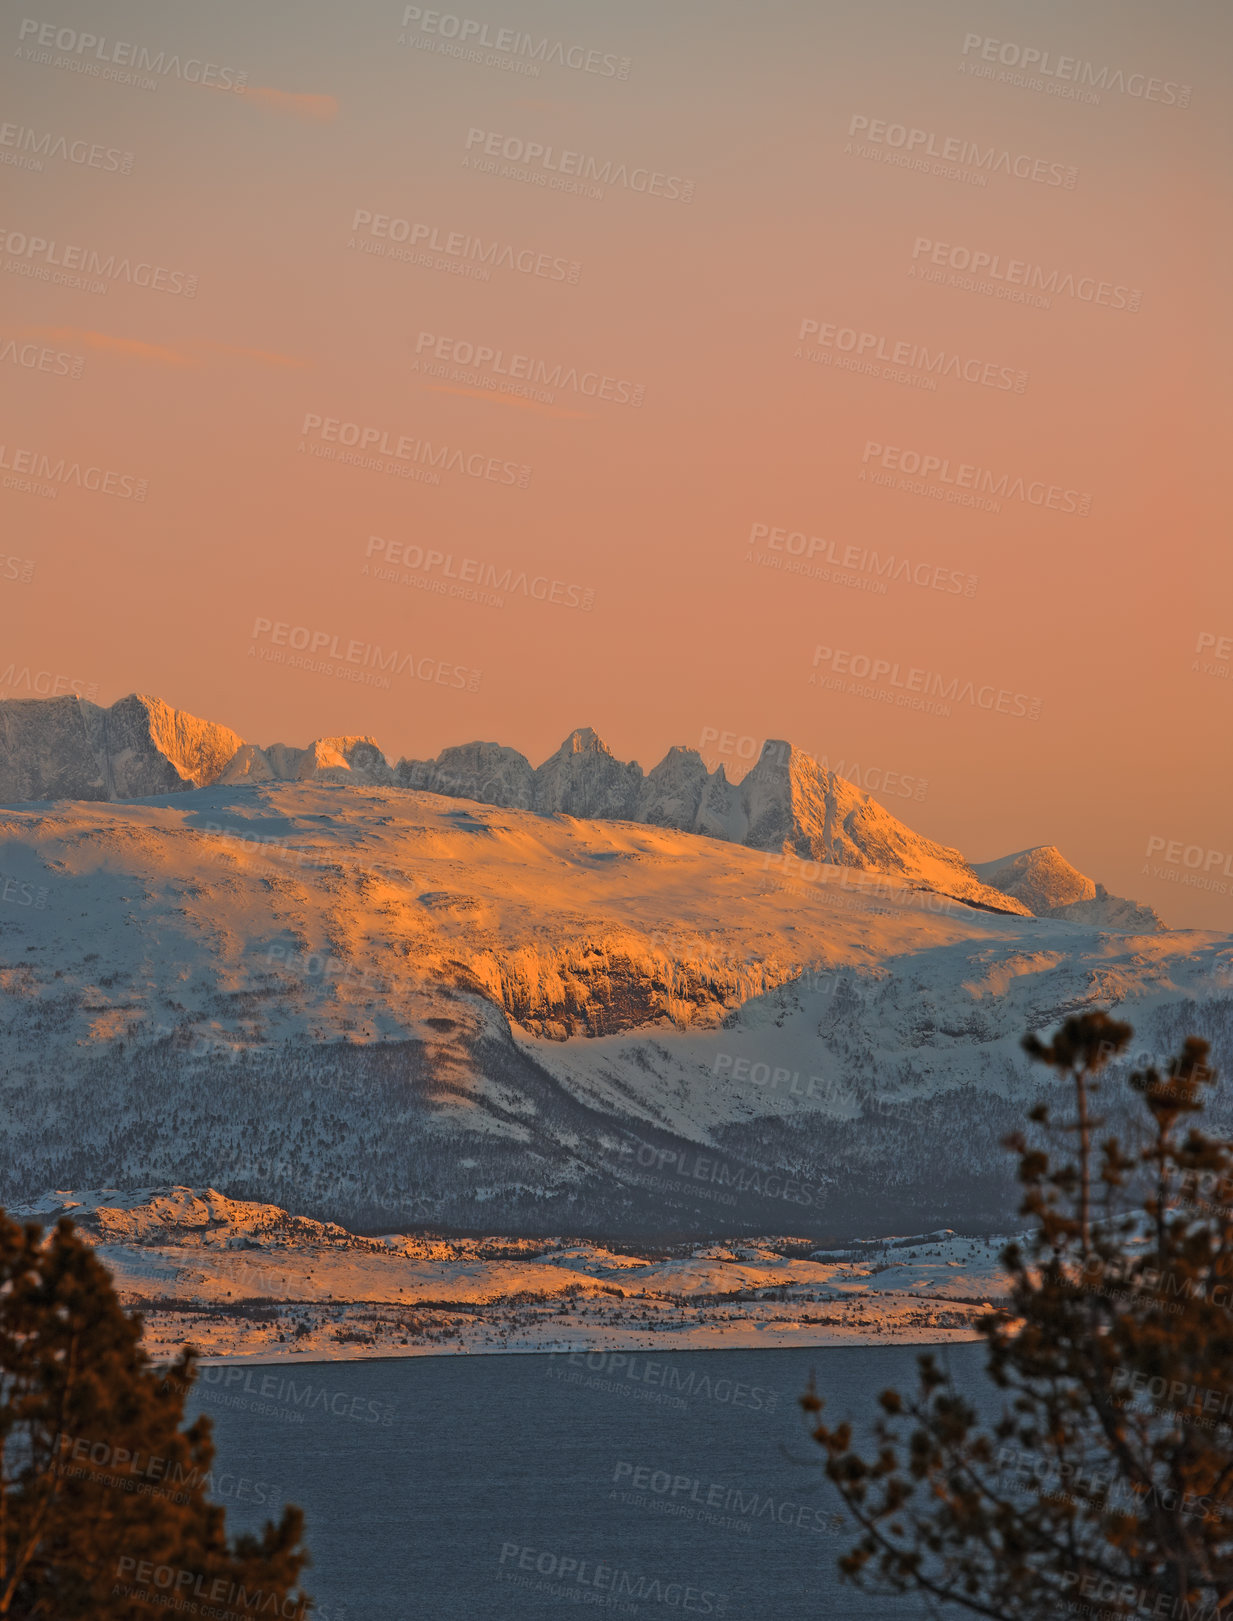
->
{"left": 2, "top": 0, "right": 1231, "bottom": 926}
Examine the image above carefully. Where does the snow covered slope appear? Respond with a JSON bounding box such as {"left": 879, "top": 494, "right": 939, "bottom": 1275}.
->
{"left": 1, "top": 783, "right": 1228, "bottom": 1238}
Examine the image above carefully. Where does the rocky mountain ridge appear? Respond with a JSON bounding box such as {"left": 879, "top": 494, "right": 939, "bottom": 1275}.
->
{"left": 0, "top": 692, "right": 1161, "bottom": 926}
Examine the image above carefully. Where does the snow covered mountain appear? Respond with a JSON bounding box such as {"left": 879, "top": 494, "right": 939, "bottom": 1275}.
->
{"left": 972, "top": 845, "right": 1164, "bottom": 930}
{"left": 0, "top": 781, "right": 1226, "bottom": 1240}
{"left": 0, "top": 694, "right": 1155, "bottom": 925}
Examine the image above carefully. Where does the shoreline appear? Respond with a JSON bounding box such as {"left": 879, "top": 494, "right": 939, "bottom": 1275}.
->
{"left": 163, "top": 1314, "right": 986, "bottom": 1369}
{"left": 185, "top": 1332, "right": 985, "bottom": 1370}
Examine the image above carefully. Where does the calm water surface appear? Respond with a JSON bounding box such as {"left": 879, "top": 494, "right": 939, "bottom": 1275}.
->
{"left": 191, "top": 1341, "right": 989, "bottom": 1621}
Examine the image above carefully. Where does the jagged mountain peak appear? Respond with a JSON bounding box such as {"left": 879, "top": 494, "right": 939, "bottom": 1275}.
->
{"left": 744, "top": 740, "right": 859, "bottom": 809}
{"left": 532, "top": 726, "right": 641, "bottom": 819}
{"left": 750, "top": 737, "right": 813, "bottom": 771}
{"left": 555, "top": 725, "right": 612, "bottom": 757}
{"left": 972, "top": 845, "right": 1096, "bottom": 913}
{"left": 645, "top": 743, "right": 708, "bottom": 775}
{"left": 319, "top": 733, "right": 384, "bottom": 751}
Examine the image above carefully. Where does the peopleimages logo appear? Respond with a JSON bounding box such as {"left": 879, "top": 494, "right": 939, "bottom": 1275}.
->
{"left": 0, "top": 228, "right": 197, "bottom": 296}
{"left": 810, "top": 645, "right": 1043, "bottom": 722}
{"left": 847, "top": 113, "right": 1078, "bottom": 188}
{"left": 1111, "top": 1367, "right": 1233, "bottom": 1423}
{"left": 398, "top": 8, "right": 631, "bottom": 79}
{"left": 1194, "top": 631, "right": 1232, "bottom": 668}
{"left": 611, "top": 1460, "right": 846, "bottom": 1536}
{"left": 763, "top": 853, "right": 959, "bottom": 917}
{"left": 698, "top": 727, "right": 930, "bottom": 801}
{"left": 0, "top": 337, "right": 84, "bottom": 377}
{"left": 349, "top": 210, "right": 581, "bottom": 282}
{"left": 1144, "top": 837, "right": 1233, "bottom": 880}
{"left": 497, "top": 1543, "right": 728, "bottom": 1613}
{"left": 51, "top": 1432, "right": 279, "bottom": 1506}
{"left": 112, "top": 1559, "right": 309, "bottom": 1621}
{"left": 298, "top": 413, "right": 531, "bottom": 487}
{"left": 0, "top": 444, "right": 148, "bottom": 499}
{"left": 1, "top": 874, "right": 49, "bottom": 908}
{"left": 0, "top": 553, "right": 36, "bottom": 584}
{"left": 249, "top": 616, "right": 481, "bottom": 693}
{"left": 366, "top": 535, "right": 595, "bottom": 611}
{"left": 414, "top": 331, "right": 644, "bottom": 407}
{"left": 463, "top": 128, "right": 694, "bottom": 202}
{"left": 546, "top": 1349, "right": 780, "bottom": 1412}
{"left": 0, "top": 122, "right": 134, "bottom": 173}
{"left": 797, "top": 320, "right": 1026, "bottom": 393}
{"left": 16, "top": 19, "right": 249, "bottom": 90}
{"left": 910, "top": 237, "right": 1140, "bottom": 312}
{"left": 861, "top": 441, "right": 1091, "bottom": 517}
{"left": 747, "top": 522, "right": 978, "bottom": 598}
{"left": 712, "top": 1053, "right": 828, "bottom": 1101}
{"left": 1192, "top": 628, "right": 1231, "bottom": 661}
{"left": 614, "top": 1135, "right": 826, "bottom": 1209}
{"left": 959, "top": 33, "right": 1192, "bottom": 108}
{"left": 0, "top": 666, "right": 97, "bottom": 699}
{"left": 190, "top": 1363, "right": 395, "bottom": 1424}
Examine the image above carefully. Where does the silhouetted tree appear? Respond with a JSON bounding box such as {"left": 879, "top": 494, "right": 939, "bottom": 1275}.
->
{"left": 0, "top": 1210, "right": 310, "bottom": 1618}
{"left": 803, "top": 1012, "right": 1233, "bottom": 1620}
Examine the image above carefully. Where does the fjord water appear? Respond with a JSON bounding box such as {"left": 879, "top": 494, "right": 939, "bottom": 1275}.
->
{"left": 191, "top": 1343, "right": 987, "bottom": 1620}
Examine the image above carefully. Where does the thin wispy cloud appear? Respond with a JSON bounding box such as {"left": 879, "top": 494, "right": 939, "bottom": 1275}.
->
{"left": 424, "top": 383, "right": 592, "bottom": 420}
{"left": 20, "top": 328, "right": 193, "bottom": 366}
{"left": 18, "top": 328, "right": 307, "bottom": 370}
{"left": 240, "top": 86, "right": 339, "bottom": 121}
{"left": 196, "top": 340, "right": 307, "bottom": 369}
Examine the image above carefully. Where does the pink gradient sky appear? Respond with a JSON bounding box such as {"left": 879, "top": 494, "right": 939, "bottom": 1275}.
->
{"left": 2, "top": 0, "right": 1230, "bottom": 925}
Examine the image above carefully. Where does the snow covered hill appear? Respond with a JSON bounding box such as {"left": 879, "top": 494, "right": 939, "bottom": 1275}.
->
{"left": 1, "top": 781, "right": 1228, "bottom": 1239}
{"left": 972, "top": 845, "right": 1164, "bottom": 930}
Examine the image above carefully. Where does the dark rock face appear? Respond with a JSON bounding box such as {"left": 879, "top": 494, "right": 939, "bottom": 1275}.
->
{"left": 103, "top": 694, "right": 247, "bottom": 798}
{"left": 0, "top": 693, "right": 245, "bottom": 802}
{"left": 532, "top": 727, "right": 642, "bottom": 819}
{"left": 0, "top": 696, "right": 108, "bottom": 801}
{"left": 396, "top": 741, "right": 536, "bottom": 810}
{"left": 636, "top": 746, "right": 711, "bottom": 830}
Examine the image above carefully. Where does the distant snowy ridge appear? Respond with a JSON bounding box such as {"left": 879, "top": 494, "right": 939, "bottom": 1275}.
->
{"left": 13, "top": 1186, "right": 355, "bottom": 1248}
{"left": 0, "top": 693, "right": 1160, "bottom": 926}
{"left": 8, "top": 1186, "right": 1011, "bottom": 1361}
